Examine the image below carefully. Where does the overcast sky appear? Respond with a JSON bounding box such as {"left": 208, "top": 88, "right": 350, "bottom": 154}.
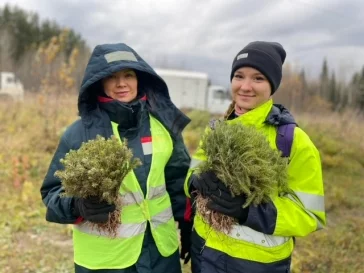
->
{"left": 1, "top": 0, "right": 364, "bottom": 86}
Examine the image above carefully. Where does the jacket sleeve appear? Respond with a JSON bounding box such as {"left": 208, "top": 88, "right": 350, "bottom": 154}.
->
{"left": 40, "top": 130, "right": 78, "bottom": 224}
{"left": 244, "top": 127, "right": 326, "bottom": 237}
{"left": 165, "top": 133, "right": 191, "bottom": 223}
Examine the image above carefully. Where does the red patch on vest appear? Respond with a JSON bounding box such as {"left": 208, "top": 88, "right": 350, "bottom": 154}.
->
{"left": 141, "top": 136, "right": 152, "bottom": 143}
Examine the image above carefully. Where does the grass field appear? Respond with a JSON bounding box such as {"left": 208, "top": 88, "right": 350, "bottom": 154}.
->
{"left": 1, "top": 95, "right": 363, "bottom": 273}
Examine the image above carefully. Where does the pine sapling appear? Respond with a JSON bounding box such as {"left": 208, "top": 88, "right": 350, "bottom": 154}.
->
{"left": 195, "top": 121, "right": 289, "bottom": 233}
{"left": 55, "top": 135, "right": 141, "bottom": 237}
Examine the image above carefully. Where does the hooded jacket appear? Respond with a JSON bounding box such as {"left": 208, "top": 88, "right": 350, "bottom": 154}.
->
{"left": 40, "top": 43, "right": 191, "bottom": 273}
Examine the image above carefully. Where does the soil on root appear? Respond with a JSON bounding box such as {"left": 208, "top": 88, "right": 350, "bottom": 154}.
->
{"left": 195, "top": 194, "right": 237, "bottom": 233}
{"left": 90, "top": 197, "right": 122, "bottom": 238}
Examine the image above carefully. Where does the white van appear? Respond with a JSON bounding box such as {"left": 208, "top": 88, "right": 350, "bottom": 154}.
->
{"left": 0, "top": 72, "right": 24, "bottom": 101}
{"left": 154, "top": 68, "right": 231, "bottom": 114}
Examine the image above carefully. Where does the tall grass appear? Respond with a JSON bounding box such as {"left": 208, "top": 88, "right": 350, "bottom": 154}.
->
{"left": 0, "top": 96, "right": 363, "bottom": 273}
{"left": 291, "top": 111, "right": 364, "bottom": 273}
{"left": 0, "top": 94, "right": 78, "bottom": 272}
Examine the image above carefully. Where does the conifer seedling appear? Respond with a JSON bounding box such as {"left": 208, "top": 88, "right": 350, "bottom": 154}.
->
{"left": 195, "top": 121, "right": 289, "bottom": 233}
{"left": 55, "top": 135, "right": 141, "bottom": 237}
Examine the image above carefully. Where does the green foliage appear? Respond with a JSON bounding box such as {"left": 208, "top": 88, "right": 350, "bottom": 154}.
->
{"left": 197, "top": 122, "right": 289, "bottom": 207}
{"left": 185, "top": 110, "right": 213, "bottom": 132}
{"left": 55, "top": 135, "right": 141, "bottom": 204}
{"left": 1, "top": 97, "right": 364, "bottom": 272}
{"left": 319, "top": 58, "right": 329, "bottom": 99}
{"left": 0, "top": 4, "right": 86, "bottom": 62}
{"left": 183, "top": 110, "right": 218, "bottom": 153}
{"left": 351, "top": 66, "right": 364, "bottom": 110}
{"left": 329, "top": 72, "right": 340, "bottom": 109}
{"left": 302, "top": 121, "right": 364, "bottom": 175}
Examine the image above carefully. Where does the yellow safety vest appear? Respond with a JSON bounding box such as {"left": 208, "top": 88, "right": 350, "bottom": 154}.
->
{"left": 73, "top": 115, "right": 179, "bottom": 269}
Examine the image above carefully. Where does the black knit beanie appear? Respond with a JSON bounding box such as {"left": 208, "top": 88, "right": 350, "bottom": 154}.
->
{"left": 230, "top": 41, "right": 286, "bottom": 94}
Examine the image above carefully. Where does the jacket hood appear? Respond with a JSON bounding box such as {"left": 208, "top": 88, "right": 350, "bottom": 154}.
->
{"left": 78, "top": 43, "right": 170, "bottom": 115}
{"left": 265, "top": 103, "right": 296, "bottom": 126}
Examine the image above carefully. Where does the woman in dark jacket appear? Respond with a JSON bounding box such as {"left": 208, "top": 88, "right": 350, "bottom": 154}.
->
{"left": 40, "top": 43, "right": 192, "bottom": 273}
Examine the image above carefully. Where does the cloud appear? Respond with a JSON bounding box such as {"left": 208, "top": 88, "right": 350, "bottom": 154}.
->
{"left": 1, "top": 0, "right": 363, "bottom": 84}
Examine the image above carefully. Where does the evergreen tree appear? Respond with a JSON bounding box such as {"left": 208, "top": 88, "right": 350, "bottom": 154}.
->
{"left": 328, "top": 71, "right": 338, "bottom": 109}
{"left": 356, "top": 67, "right": 364, "bottom": 110}
{"left": 300, "top": 68, "right": 307, "bottom": 91}
{"left": 0, "top": 4, "right": 86, "bottom": 62}
{"left": 349, "top": 67, "right": 364, "bottom": 111}
{"left": 320, "top": 58, "right": 329, "bottom": 99}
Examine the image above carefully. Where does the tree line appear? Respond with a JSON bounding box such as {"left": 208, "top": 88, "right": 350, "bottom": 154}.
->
{"left": 272, "top": 58, "right": 364, "bottom": 113}
{"left": 0, "top": 4, "right": 363, "bottom": 113}
{"left": 0, "top": 4, "right": 86, "bottom": 62}
{"left": 0, "top": 4, "right": 89, "bottom": 91}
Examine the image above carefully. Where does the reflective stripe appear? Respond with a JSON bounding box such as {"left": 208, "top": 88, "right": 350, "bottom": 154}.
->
{"left": 149, "top": 185, "right": 166, "bottom": 199}
{"left": 142, "top": 142, "right": 152, "bottom": 155}
{"left": 228, "top": 225, "right": 290, "bottom": 247}
{"left": 104, "top": 51, "right": 138, "bottom": 63}
{"left": 150, "top": 207, "right": 173, "bottom": 228}
{"left": 190, "top": 158, "right": 203, "bottom": 169}
{"left": 294, "top": 191, "right": 325, "bottom": 212}
{"left": 305, "top": 210, "right": 324, "bottom": 230}
{"left": 121, "top": 185, "right": 167, "bottom": 205}
{"left": 194, "top": 214, "right": 294, "bottom": 263}
{"left": 285, "top": 193, "right": 301, "bottom": 206}
{"left": 286, "top": 193, "right": 324, "bottom": 230}
{"left": 121, "top": 192, "right": 144, "bottom": 205}
{"left": 74, "top": 221, "right": 147, "bottom": 238}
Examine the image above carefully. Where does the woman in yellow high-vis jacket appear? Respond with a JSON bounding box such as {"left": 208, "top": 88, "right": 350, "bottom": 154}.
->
{"left": 184, "top": 41, "right": 326, "bottom": 273}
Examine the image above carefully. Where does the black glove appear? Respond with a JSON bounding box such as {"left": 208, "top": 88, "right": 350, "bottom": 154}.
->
{"left": 193, "top": 171, "right": 249, "bottom": 223}
{"left": 179, "top": 221, "right": 193, "bottom": 264}
{"left": 191, "top": 170, "right": 222, "bottom": 197}
{"left": 73, "top": 197, "right": 116, "bottom": 223}
{"left": 207, "top": 194, "right": 249, "bottom": 224}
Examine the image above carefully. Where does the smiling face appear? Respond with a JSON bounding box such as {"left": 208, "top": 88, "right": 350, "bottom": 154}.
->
{"left": 231, "top": 67, "right": 272, "bottom": 114}
{"left": 102, "top": 69, "right": 138, "bottom": 103}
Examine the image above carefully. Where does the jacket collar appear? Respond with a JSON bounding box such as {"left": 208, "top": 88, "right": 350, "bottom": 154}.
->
{"left": 227, "top": 99, "right": 274, "bottom": 128}
{"left": 226, "top": 99, "right": 296, "bottom": 127}
{"left": 97, "top": 96, "right": 147, "bottom": 130}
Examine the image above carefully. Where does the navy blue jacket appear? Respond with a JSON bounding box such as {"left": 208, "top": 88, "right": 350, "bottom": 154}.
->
{"left": 40, "top": 43, "right": 190, "bottom": 273}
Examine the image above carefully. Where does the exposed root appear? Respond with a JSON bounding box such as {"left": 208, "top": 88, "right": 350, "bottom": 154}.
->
{"left": 195, "top": 194, "right": 236, "bottom": 233}
{"left": 90, "top": 196, "right": 122, "bottom": 238}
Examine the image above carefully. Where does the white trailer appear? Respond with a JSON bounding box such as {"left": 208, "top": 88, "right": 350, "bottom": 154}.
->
{"left": 154, "top": 68, "right": 231, "bottom": 114}
{"left": 0, "top": 72, "right": 24, "bottom": 101}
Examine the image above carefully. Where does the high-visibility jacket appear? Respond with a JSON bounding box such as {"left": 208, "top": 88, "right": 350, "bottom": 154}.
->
{"left": 185, "top": 99, "right": 325, "bottom": 266}
{"left": 73, "top": 115, "right": 179, "bottom": 269}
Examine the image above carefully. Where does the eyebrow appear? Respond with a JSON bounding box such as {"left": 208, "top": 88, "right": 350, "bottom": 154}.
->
{"left": 235, "top": 71, "right": 265, "bottom": 77}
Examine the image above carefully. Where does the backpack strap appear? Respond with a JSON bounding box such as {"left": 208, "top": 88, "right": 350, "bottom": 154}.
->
{"left": 276, "top": 124, "right": 296, "bottom": 158}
